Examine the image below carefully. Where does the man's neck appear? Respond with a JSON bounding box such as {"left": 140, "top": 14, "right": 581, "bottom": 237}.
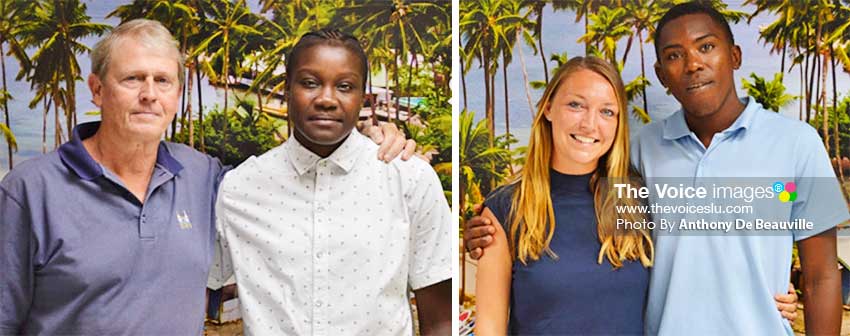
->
{"left": 293, "top": 129, "right": 349, "bottom": 158}
{"left": 82, "top": 130, "right": 160, "bottom": 203}
{"left": 684, "top": 95, "right": 746, "bottom": 148}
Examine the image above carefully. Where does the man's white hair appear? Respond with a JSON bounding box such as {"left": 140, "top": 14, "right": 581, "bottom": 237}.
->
{"left": 91, "top": 19, "right": 184, "bottom": 84}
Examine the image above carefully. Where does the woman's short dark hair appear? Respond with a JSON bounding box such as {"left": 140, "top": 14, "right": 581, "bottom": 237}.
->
{"left": 285, "top": 29, "right": 369, "bottom": 91}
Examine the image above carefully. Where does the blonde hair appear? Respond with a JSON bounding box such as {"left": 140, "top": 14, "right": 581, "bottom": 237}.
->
{"left": 92, "top": 19, "right": 184, "bottom": 84}
{"left": 507, "top": 56, "right": 653, "bottom": 268}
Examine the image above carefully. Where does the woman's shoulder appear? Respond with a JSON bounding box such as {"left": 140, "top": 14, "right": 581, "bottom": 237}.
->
{"left": 483, "top": 182, "right": 520, "bottom": 228}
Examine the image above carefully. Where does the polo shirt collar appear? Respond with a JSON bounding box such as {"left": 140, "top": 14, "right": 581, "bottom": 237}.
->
{"left": 286, "top": 129, "right": 367, "bottom": 176}
{"left": 58, "top": 121, "right": 184, "bottom": 180}
{"left": 662, "top": 97, "right": 759, "bottom": 141}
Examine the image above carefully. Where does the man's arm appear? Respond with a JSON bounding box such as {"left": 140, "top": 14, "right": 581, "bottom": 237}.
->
{"left": 358, "top": 121, "right": 416, "bottom": 162}
{"left": 797, "top": 227, "right": 841, "bottom": 334}
{"left": 464, "top": 205, "right": 496, "bottom": 259}
{"left": 412, "top": 280, "right": 451, "bottom": 335}
{"left": 0, "top": 187, "right": 33, "bottom": 332}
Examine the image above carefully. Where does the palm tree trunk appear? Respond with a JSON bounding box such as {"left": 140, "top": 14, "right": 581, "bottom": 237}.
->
{"left": 780, "top": 42, "right": 787, "bottom": 75}
{"left": 395, "top": 53, "right": 401, "bottom": 121}
{"left": 814, "top": 51, "right": 821, "bottom": 111}
{"left": 621, "top": 34, "right": 634, "bottom": 67}
{"left": 461, "top": 55, "right": 468, "bottom": 111}
{"left": 1, "top": 43, "right": 12, "bottom": 169}
{"left": 65, "top": 75, "right": 74, "bottom": 142}
{"left": 368, "top": 72, "right": 377, "bottom": 125}
{"left": 405, "top": 52, "right": 416, "bottom": 125}
{"left": 517, "top": 28, "right": 535, "bottom": 115}
{"left": 831, "top": 45, "right": 845, "bottom": 192}
{"left": 535, "top": 6, "right": 548, "bottom": 84}
{"left": 483, "top": 48, "right": 494, "bottom": 147}
{"left": 502, "top": 51, "right": 510, "bottom": 141}
{"left": 175, "top": 76, "right": 186, "bottom": 141}
{"left": 821, "top": 52, "right": 829, "bottom": 152}
{"left": 639, "top": 31, "right": 648, "bottom": 116}
{"left": 223, "top": 32, "right": 230, "bottom": 118}
{"left": 806, "top": 50, "right": 816, "bottom": 122}
{"left": 197, "top": 60, "right": 205, "bottom": 152}
{"left": 459, "top": 179, "right": 467, "bottom": 303}
{"left": 799, "top": 48, "right": 804, "bottom": 120}
{"left": 54, "top": 90, "right": 61, "bottom": 148}
{"left": 187, "top": 65, "right": 195, "bottom": 148}
{"left": 42, "top": 98, "right": 49, "bottom": 153}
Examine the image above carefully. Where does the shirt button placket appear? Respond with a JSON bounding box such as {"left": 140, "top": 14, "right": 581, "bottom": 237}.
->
{"left": 313, "top": 160, "right": 329, "bottom": 334}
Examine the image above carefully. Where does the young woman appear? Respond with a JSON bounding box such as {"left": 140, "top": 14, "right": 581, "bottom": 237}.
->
{"left": 475, "top": 56, "right": 651, "bottom": 335}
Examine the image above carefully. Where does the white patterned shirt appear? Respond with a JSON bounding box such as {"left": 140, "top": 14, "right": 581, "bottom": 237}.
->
{"left": 209, "top": 130, "right": 452, "bottom": 335}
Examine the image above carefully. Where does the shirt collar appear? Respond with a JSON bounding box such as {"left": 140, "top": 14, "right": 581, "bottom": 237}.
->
{"left": 285, "top": 129, "right": 368, "bottom": 176}
{"left": 662, "top": 97, "right": 759, "bottom": 140}
{"left": 58, "top": 121, "right": 184, "bottom": 180}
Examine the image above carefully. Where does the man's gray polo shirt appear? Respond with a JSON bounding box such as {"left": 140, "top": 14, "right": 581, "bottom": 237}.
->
{"left": 0, "top": 122, "right": 226, "bottom": 335}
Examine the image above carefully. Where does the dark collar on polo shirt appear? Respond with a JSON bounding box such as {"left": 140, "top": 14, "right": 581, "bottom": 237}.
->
{"left": 58, "top": 121, "right": 184, "bottom": 180}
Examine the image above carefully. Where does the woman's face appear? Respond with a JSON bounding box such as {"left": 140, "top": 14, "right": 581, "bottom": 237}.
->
{"left": 545, "top": 68, "right": 620, "bottom": 174}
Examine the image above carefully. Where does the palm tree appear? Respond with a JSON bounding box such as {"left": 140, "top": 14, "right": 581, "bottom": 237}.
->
{"left": 0, "top": 0, "right": 31, "bottom": 168}
{"left": 621, "top": 0, "right": 659, "bottom": 118}
{"left": 523, "top": 0, "right": 550, "bottom": 84}
{"left": 577, "top": 6, "right": 631, "bottom": 68}
{"left": 461, "top": 0, "right": 521, "bottom": 145}
{"left": 741, "top": 72, "right": 798, "bottom": 112}
{"left": 457, "top": 108, "right": 510, "bottom": 302}
{"left": 340, "top": 0, "right": 449, "bottom": 121}
{"left": 194, "top": 0, "right": 263, "bottom": 119}
{"left": 18, "top": 0, "right": 108, "bottom": 148}
{"left": 260, "top": 0, "right": 341, "bottom": 30}
{"left": 746, "top": 0, "right": 808, "bottom": 75}
{"left": 497, "top": 0, "right": 535, "bottom": 140}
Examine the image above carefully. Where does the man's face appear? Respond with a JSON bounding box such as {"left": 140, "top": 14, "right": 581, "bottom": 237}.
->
{"left": 288, "top": 44, "right": 364, "bottom": 154}
{"left": 654, "top": 13, "right": 741, "bottom": 118}
{"left": 88, "top": 38, "right": 181, "bottom": 142}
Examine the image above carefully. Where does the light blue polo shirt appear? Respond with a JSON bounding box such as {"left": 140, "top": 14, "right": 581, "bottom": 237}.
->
{"left": 632, "top": 97, "right": 849, "bottom": 335}
{"left": 0, "top": 122, "right": 226, "bottom": 334}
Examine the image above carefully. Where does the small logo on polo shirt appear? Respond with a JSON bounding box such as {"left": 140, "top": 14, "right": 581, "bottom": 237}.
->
{"left": 772, "top": 181, "right": 797, "bottom": 203}
{"left": 177, "top": 210, "right": 193, "bottom": 229}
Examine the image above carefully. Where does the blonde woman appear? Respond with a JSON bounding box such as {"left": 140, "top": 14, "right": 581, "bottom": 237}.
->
{"left": 474, "top": 56, "right": 651, "bottom": 335}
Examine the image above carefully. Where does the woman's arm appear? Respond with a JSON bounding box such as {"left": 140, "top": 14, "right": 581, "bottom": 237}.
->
{"left": 474, "top": 208, "right": 513, "bottom": 336}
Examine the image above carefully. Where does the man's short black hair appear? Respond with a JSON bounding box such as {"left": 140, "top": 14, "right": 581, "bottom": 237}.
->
{"left": 653, "top": 1, "right": 735, "bottom": 56}
{"left": 285, "top": 29, "right": 369, "bottom": 92}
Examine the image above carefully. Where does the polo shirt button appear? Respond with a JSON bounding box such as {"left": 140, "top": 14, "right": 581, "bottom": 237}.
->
{"left": 316, "top": 252, "right": 323, "bottom": 259}
{"left": 315, "top": 300, "right": 322, "bottom": 307}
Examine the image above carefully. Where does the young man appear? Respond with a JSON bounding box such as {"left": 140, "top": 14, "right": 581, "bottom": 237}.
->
{"left": 464, "top": 2, "right": 844, "bottom": 335}
{"left": 0, "top": 20, "right": 413, "bottom": 334}
{"left": 209, "top": 30, "right": 452, "bottom": 335}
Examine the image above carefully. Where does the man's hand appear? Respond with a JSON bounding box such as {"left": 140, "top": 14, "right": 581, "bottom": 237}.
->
{"left": 359, "top": 121, "right": 416, "bottom": 162}
{"left": 464, "top": 204, "right": 496, "bottom": 260}
{"left": 775, "top": 283, "right": 798, "bottom": 322}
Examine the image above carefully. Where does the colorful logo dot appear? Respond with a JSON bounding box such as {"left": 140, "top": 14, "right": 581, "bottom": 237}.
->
{"left": 773, "top": 181, "right": 797, "bottom": 203}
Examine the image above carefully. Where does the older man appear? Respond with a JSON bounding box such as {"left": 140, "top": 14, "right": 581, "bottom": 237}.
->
{"left": 0, "top": 19, "right": 412, "bottom": 334}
